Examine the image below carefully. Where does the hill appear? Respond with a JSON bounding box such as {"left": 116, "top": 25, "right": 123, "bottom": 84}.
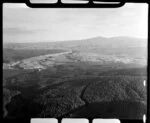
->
{"left": 3, "top": 36, "right": 147, "bottom": 119}
{"left": 3, "top": 36, "right": 147, "bottom": 61}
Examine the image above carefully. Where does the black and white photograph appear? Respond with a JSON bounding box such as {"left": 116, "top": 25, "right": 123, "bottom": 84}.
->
{"left": 3, "top": 2, "right": 148, "bottom": 120}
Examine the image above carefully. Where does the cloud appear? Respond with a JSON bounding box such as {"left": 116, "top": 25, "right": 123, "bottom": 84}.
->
{"left": 3, "top": 27, "right": 35, "bottom": 35}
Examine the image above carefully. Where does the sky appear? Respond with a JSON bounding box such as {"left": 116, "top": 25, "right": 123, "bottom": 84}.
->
{"left": 3, "top": 3, "right": 148, "bottom": 43}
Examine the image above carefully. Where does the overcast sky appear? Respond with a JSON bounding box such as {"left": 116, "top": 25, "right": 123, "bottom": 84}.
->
{"left": 3, "top": 3, "right": 148, "bottom": 43}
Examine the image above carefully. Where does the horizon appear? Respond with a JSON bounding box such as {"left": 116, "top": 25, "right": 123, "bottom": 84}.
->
{"left": 3, "top": 35, "right": 147, "bottom": 44}
{"left": 3, "top": 3, "right": 148, "bottom": 43}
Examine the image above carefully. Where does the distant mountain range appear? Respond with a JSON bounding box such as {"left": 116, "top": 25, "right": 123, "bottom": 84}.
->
{"left": 3, "top": 36, "right": 147, "bottom": 59}
{"left": 3, "top": 36, "right": 147, "bottom": 69}
{"left": 3, "top": 36, "right": 147, "bottom": 49}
